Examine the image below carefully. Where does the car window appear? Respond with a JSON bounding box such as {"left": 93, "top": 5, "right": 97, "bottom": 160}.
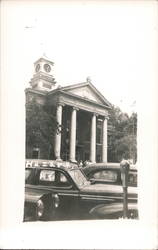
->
{"left": 91, "top": 170, "right": 118, "bottom": 182}
{"left": 39, "top": 170, "right": 55, "bottom": 185}
{"left": 60, "top": 173, "right": 68, "bottom": 183}
{"left": 38, "top": 169, "right": 72, "bottom": 187}
{"left": 25, "top": 169, "right": 32, "bottom": 180}
{"left": 55, "top": 172, "right": 71, "bottom": 187}
{"left": 25, "top": 168, "right": 34, "bottom": 184}
{"left": 69, "top": 169, "right": 90, "bottom": 187}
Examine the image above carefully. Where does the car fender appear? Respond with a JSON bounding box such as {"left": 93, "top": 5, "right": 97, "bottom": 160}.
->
{"left": 24, "top": 187, "right": 60, "bottom": 221}
{"left": 89, "top": 202, "right": 138, "bottom": 218}
{"left": 25, "top": 187, "right": 57, "bottom": 204}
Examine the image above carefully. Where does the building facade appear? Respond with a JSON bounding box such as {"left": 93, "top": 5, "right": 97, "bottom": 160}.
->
{"left": 26, "top": 57, "right": 112, "bottom": 163}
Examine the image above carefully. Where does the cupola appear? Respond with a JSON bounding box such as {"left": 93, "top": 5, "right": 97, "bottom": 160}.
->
{"left": 29, "top": 56, "right": 56, "bottom": 92}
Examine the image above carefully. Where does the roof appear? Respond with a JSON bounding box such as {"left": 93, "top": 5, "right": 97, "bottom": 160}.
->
{"left": 61, "top": 82, "right": 112, "bottom": 107}
{"left": 48, "top": 81, "right": 112, "bottom": 109}
{"left": 34, "top": 56, "right": 54, "bottom": 66}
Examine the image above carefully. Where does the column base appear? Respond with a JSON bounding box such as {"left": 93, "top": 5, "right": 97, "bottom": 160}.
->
{"left": 69, "top": 159, "right": 77, "bottom": 163}
{"left": 55, "top": 158, "right": 62, "bottom": 162}
{"left": 89, "top": 159, "right": 96, "bottom": 163}
{"left": 102, "top": 160, "right": 107, "bottom": 163}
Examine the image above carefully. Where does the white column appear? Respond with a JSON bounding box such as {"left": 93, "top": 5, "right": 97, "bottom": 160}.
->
{"left": 90, "top": 113, "right": 97, "bottom": 163}
{"left": 69, "top": 107, "right": 78, "bottom": 162}
{"left": 54, "top": 103, "right": 63, "bottom": 161}
{"left": 102, "top": 117, "right": 108, "bottom": 163}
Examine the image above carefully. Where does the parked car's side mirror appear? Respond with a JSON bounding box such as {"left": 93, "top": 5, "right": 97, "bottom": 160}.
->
{"left": 89, "top": 179, "right": 96, "bottom": 184}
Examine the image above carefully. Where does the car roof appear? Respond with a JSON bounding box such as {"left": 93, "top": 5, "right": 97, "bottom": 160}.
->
{"left": 88, "top": 162, "right": 121, "bottom": 168}
{"left": 25, "top": 159, "right": 79, "bottom": 171}
{"left": 83, "top": 163, "right": 137, "bottom": 174}
{"left": 85, "top": 162, "right": 137, "bottom": 169}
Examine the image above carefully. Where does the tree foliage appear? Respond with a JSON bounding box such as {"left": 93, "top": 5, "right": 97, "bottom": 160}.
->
{"left": 108, "top": 105, "right": 137, "bottom": 163}
{"left": 26, "top": 98, "right": 59, "bottom": 157}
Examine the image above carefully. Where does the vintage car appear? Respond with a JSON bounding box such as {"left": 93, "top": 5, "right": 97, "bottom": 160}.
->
{"left": 82, "top": 162, "right": 137, "bottom": 187}
{"left": 24, "top": 160, "right": 138, "bottom": 221}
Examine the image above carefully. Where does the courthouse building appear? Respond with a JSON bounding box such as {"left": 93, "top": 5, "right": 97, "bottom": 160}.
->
{"left": 25, "top": 57, "right": 112, "bottom": 163}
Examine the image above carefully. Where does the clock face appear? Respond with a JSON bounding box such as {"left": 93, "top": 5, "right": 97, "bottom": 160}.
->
{"left": 44, "top": 64, "right": 51, "bottom": 73}
{"left": 35, "top": 64, "right": 40, "bottom": 72}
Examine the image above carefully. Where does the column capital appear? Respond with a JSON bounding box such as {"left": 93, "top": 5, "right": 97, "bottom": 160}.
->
{"left": 57, "top": 102, "right": 65, "bottom": 107}
{"left": 72, "top": 106, "right": 79, "bottom": 111}
{"left": 92, "top": 112, "right": 99, "bottom": 117}
{"left": 102, "top": 115, "right": 109, "bottom": 120}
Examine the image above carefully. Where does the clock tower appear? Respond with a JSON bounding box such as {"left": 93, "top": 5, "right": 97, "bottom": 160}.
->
{"left": 29, "top": 57, "right": 56, "bottom": 92}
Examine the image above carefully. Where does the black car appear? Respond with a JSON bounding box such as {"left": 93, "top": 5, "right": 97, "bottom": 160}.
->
{"left": 24, "top": 160, "right": 138, "bottom": 221}
{"left": 82, "top": 162, "right": 137, "bottom": 187}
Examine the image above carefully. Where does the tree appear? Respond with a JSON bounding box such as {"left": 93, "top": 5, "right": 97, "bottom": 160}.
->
{"left": 26, "top": 98, "right": 59, "bottom": 159}
{"left": 108, "top": 105, "right": 137, "bottom": 163}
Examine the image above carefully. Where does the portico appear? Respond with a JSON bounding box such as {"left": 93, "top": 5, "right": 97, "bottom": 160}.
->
{"left": 52, "top": 89, "right": 109, "bottom": 163}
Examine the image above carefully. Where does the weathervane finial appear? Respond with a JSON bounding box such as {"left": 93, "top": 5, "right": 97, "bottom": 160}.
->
{"left": 86, "top": 76, "right": 92, "bottom": 83}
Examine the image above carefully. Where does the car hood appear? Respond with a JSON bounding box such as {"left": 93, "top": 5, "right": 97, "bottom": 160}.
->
{"left": 80, "top": 183, "right": 137, "bottom": 197}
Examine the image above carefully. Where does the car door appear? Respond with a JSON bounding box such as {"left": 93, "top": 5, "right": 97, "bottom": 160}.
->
{"left": 37, "top": 168, "right": 80, "bottom": 220}
{"left": 53, "top": 169, "right": 80, "bottom": 219}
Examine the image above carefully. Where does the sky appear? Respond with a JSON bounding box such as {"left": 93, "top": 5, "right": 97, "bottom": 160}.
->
{"left": 2, "top": 0, "right": 157, "bottom": 115}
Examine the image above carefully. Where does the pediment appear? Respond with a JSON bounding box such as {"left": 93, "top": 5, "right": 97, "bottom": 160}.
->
{"left": 62, "top": 82, "right": 111, "bottom": 107}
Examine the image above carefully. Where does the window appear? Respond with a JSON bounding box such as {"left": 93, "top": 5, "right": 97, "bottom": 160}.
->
{"left": 85, "top": 121, "right": 91, "bottom": 141}
{"left": 25, "top": 169, "right": 32, "bottom": 180}
{"left": 60, "top": 173, "right": 68, "bottom": 183}
{"left": 39, "top": 170, "right": 55, "bottom": 185}
{"left": 84, "top": 152, "right": 89, "bottom": 161}
{"left": 96, "top": 120, "right": 103, "bottom": 144}
{"left": 25, "top": 168, "right": 33, "bottom": 184}
{"left": 96, "top": 127, "right": 101, "bottom": 144}
{"left": 69, "top": 169, "right": 90, "bottom": 187}
{"left": 32, "top": 148, "right": 40, "bottom": 159}
{"left": 56, "top": 172, "right": 70, "bottom": 187}
{"left": 91, "top": 170, "right": 118, "bottom": 182}
{"left": 40, "top": 170, "right": 55, "bottom": 181}
{"left": 96, "top": 154, "right": 101, "bottom": 162}
{"left": 38, "top": 170, "right": 71, "bottom": 187}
